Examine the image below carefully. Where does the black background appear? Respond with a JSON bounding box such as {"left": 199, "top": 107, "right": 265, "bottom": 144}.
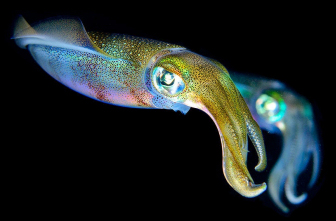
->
{"left": 4, "top": 3, "right": 332, "bottom": 219}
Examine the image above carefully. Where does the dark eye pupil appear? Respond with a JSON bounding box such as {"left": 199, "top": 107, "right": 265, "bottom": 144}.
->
{"left": 160, "top": 71, "right": 175, "bottom": 86}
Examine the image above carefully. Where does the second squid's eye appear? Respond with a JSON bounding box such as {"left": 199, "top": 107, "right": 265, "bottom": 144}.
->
{"left": 153, "top": 67, "right": 185, "bottom": 96}
{"left": 256, "top": 90, "right": 286, "bottom": 123}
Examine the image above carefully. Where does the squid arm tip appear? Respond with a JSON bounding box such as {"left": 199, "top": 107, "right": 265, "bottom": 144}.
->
{"left": 254, "top": 161, "right": 267, "bottom": 172}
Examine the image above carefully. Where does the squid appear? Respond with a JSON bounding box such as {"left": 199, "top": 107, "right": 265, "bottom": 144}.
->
{"left": 12, "top": 15, "right": 268, "bottom": 197}
{"left": 232, "top": 74, "right": 321, "bottom": 213}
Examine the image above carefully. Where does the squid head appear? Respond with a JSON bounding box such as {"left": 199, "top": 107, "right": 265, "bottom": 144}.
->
{"left": 13, "top": 16, "right": 267, "bottom": 197}
{"left": 148, "top": 51, "right": 267, "bottom": 197}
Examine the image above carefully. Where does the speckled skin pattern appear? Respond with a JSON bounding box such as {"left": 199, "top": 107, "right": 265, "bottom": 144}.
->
{"left": 153, "top": 52, "right": 267, "bottom": 196}
{"left": 13, "top": 16, "right": 267, "bottom": 197}
{"left": 30, "top": 33, "right": 183, "bottom": 108}
{"left": 87, "top": 32, "right": 185, "bottom": 107}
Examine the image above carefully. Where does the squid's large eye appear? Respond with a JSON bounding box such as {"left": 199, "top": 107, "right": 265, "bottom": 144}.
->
{"left": 160, "top": 71, "right": 175, "bottom": 86}
{"left": 256, "top": 90, "right": 286, "bottom": 123}
{"left": 153, "top": 67, "right": 185, "bottom": 96}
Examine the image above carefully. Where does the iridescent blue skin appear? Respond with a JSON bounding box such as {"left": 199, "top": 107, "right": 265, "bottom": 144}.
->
{"left": 232, "top": 73, "right": 321, "bottom": 213}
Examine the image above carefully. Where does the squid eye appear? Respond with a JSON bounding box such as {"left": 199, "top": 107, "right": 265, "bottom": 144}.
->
{"left": 256, "top": 90, "right": 286, "bottom": 123}
{"left": 160, "top": 70, "right": 175, "bottom": 86}
{"left": 153, "top": 67, "right": 185, "bottom": 96}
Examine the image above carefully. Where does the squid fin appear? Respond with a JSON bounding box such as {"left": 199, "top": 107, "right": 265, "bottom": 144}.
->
{"left": 12, "top": 15, "right": 37, "bottom": 47}
{"left": 12, "top": 15, "right": 109, "bottom": 57}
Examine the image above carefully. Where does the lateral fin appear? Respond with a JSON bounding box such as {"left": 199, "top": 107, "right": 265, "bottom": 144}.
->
{"left": 12, "top": 15, "right": 109, "bottom": 57}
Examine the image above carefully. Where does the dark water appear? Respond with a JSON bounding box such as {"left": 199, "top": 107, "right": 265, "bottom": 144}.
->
{"left": 5, "top": 6, "right": 330, "bottom": 219}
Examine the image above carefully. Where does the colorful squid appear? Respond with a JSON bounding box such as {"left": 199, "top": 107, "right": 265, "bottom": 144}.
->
{"left": 233, "top": 74, "right": 321, "bottom": 213}
{"left": 12, "top": 16, "right": 267, "bottom": 198}
{"left": 13, "top": 16, "right": 322, "bottom": 212}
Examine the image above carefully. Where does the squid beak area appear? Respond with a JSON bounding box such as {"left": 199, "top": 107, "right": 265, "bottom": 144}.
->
{"left": 194, "top": 73, "right": 267, "bottom": 197}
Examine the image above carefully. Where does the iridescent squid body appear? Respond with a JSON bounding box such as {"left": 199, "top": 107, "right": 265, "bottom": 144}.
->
{"left": 13, "top": 16, "right": 267, "bottom": 197}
